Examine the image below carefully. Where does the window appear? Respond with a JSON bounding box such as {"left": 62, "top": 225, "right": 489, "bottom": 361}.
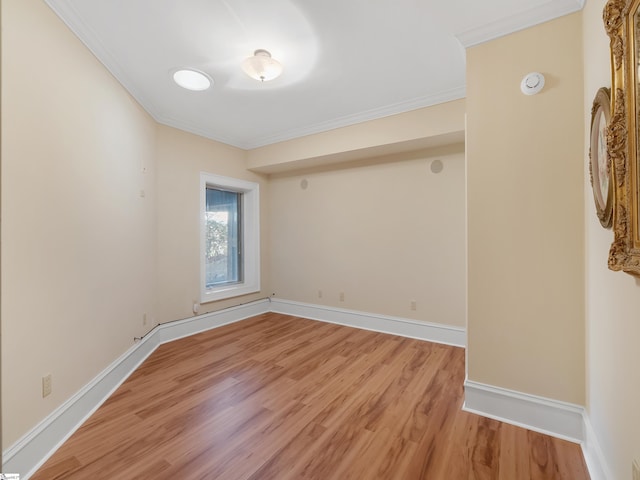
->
{"left": 205, "top": 188, "right": 241, "bottom": 287}
{"left": 200, "top": 173, "right": 260, "bottom": 303}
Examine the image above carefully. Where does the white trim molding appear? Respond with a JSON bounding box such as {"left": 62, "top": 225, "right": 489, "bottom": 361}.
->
{"left": 4, "top": 298, "right": 462, "bottom": 478}
{"left": 243, "top": 86, "right": 466, "bottom": 149}
{"left": 3, "top": 333, "right": 159, "bottom": 480}
{"left": 463, "top": 380, "right": 584, "bottom": 443}
{"left": 581, "top": 414, "right": 612, "bottom": 480}
{"left": 463, "top": 380, "right": 611, "bottom": 479}
{"left": 455, "top": 0, "right": 585, "bottom": 48}
{"left": 270, "top": 298, "right": 466, "bottom": 347}
{"left": 6, "top": 299, "right": 611, "bottom": 480}
{"left": 199, "top": 173, "right": 261, "bottom": 303}
{"left": 3, "top": 299, "right": 271, "bottom": 479}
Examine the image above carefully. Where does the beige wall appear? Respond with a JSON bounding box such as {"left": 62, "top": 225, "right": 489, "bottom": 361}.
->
{"left": 155, "top": 125, "right": 270, "bottom": 323}
{"left": 269, "top": 147, "right": 466, "bottom": 326}
{"left": 466, "top": 13, "right": 585, "bottom": 404}
{"left": 11, "top": 1, "right": 636, "bottom": 476}
{"left": 0, "top": 0, "right": 271, "bottom": 451}
{"left": 583, "top": 1, "right": 640, "bottom": 478}
{"left": 1, "top": 0, "right": 158, "bottom": 447}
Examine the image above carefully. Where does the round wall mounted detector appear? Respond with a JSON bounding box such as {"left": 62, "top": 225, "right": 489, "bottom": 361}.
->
{"left": 520, "top": 72, "right": 545, "bottom": 95}
{"left": 430, "top": 159, "right": 443, "bottom": 174}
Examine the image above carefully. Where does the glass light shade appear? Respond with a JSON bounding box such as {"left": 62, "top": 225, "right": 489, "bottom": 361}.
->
{"left": 242, "top": 49, "right": 283, "bottom": 82}
{"left": 173, "top": 69, "right": 212, "bottom": 91}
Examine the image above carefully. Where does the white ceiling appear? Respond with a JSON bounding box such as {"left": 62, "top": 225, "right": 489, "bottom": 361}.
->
{"left": 44, "top": 0, "right": 584, "bottom": 150}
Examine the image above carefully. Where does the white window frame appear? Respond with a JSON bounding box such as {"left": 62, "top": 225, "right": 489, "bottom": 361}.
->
{"left": 200, "top": 172, "right": 260, "bottom": 303}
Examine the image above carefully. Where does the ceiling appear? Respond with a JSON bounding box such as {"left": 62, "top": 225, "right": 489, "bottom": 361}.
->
{"left": 44, "top": 0, "right": 584, "bottom": 150}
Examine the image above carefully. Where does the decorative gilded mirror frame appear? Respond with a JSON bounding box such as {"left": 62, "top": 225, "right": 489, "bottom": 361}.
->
{"left": 589, "top": 87, "right": 614, "bottom": 227}
{"left": 604, "top": 0, "right": 640, "bottom": 274}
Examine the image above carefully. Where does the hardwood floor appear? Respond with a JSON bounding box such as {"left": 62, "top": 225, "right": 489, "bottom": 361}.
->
{"left": 31, "top": 313, "right": 590, "bottom": 479}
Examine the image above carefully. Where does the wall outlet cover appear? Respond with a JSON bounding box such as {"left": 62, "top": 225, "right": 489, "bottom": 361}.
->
{"left": 42, "top": 374, "right": 52, "bottom": 398}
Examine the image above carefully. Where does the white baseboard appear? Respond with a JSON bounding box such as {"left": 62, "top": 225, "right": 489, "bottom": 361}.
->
{"left": 581, "top": 414, "right": 612, "bottom": 480}
{"left": 269, "top": 298, "right": 466, "bottom": 347}
{"left": 4, "top": 331, "right": 159, "bottom": 479}
{"left": 463, "top": 379, "right": 584, "bottom": 443}
{"left": 3, "top": 299, "right": 271, "bottom": 479}
{"left": 13, "top": 300, "right": 612, "bottom": 480}
{"left": 5, "top": 298, "right": 460, "bottom": 478}
{"left": 463, "top": 380, "right": 612, "bottom": 479}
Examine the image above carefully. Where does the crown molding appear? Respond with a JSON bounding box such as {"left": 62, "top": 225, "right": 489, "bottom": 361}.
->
{"left": 456, "top": 0, "right": 585, "bottom": 48}
{"left": 43, "top": 0, "right": 164, "bottom": 120}
{"left": 242, "top": 86, "right": 466, "bottom": 149}
{"left": 43, "top": 0, "right": 465, "bottom": 151}
{"left": 45, "top": 0, "right": 580, "bottom": 150}
{"left": 154, "top": 114, "right": 251, "bottom": 150}
{"left": 155, "top": 86, "right": 465, "bottom": 150}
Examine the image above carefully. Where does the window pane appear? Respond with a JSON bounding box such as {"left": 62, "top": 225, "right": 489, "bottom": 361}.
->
{"left": 205, "top": 188, "right": 242, "bottom": 287}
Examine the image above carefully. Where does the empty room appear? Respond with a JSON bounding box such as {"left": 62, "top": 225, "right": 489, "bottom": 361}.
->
{"left": 2, "top": 0, "right": 638, "bottom": 479}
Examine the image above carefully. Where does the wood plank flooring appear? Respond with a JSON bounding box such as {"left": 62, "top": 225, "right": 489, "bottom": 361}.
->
{"left": 31, "top": 313, "right": 590, "bottom": 479}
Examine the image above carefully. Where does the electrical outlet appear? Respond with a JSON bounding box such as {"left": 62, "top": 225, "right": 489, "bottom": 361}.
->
{"left": 339, "top": 292, "right": 345, "bottom": 302}
{"left": 633, "top": 460, "right": 640, "bottom": 480}
{"left": 42, "top": 374, "right": 52, "bottom": 398}
{"left": 410, "top": 300, "right": 417, "bottom": 311}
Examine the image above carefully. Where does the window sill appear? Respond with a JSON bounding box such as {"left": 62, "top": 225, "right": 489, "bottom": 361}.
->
{"left": 201, "top": 282, "right": 260, "bottom": 303}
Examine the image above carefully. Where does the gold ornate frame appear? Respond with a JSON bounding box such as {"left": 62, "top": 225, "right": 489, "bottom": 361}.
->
{"left": 590, "top": 87, "right": 614, "bottom": 228}
{"left": 604, "top": 0, "right": 640, "bottom": 274}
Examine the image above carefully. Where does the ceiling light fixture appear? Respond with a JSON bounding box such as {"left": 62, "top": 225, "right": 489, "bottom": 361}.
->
{"left": 173, "top": 69, "right": 212, "bottom": 91}
{"left": 242, "top": 49, "right": 283, "bottom": 82}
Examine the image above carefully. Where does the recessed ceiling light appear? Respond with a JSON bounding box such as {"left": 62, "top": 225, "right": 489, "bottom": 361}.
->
{"left": 173, "top": 69, "right": 212, "bottom": 91}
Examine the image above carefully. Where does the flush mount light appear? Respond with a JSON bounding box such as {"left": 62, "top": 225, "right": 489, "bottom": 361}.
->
{"left": 173, "top": 69, "right": 212, "bottom": 91}
{"left": 242, "top": 49, "right": 283, "bottom": 82}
